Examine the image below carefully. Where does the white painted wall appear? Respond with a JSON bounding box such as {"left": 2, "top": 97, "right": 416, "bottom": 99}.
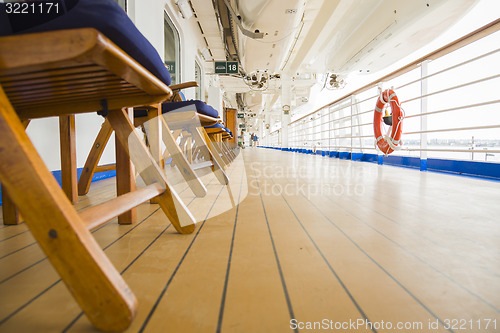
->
{"left": 26, "top": 0, "right": 216, "bottom": 172}
{"left": 26, "top": 111, "right": 115, "bottom": 171}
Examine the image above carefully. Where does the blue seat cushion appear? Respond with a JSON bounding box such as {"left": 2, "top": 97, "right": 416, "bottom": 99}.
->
{"left": 0, "top": 0, "right": 171, "bottom": 86}
{"left": 134, "top": 100, "right": 219, "bottom": 118}
{"left": 161, "top": 101, "right": 219, "bottom": 118}
{"left": 205, "top": 123, "right": 225, "bottom": 130}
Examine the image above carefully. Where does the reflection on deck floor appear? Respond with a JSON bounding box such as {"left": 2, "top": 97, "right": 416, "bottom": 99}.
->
{"left": 1, "top": 148, "right": 499, "bottom": 332}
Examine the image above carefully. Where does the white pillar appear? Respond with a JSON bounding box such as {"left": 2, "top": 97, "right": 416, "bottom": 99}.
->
{"left": 207, "top": 85, "right": 222, "bottom": 118}
{"left": 264, "top": 112, "right": 271, "bottom": 146}
{"left": 281, "top": 73, "right": 292, "bottom": 149}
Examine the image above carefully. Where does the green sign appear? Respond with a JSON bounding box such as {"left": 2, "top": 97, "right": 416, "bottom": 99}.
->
{"left": 215, "top": 62, "right": 227, "bottom": 74}
{"left": 237, "top": 113, "right": 244, "bottom": 118}
{"left": 165, "top": 61, "right": 176, "bottom": 83}
{"left": 165, "top": 61, "right": 175, "bottom": 73}
{"left": 214, "top": 61, "right": 238, "bottom": 74}
{"left": 227, "top": 61, "right": 238, "bottom": 73}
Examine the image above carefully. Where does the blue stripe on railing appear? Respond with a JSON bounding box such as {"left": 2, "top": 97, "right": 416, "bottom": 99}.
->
{"left": 258, "top": 147, "right": 500, "bottom": 181}
{"left": 427, "top": 158, "right": 500, "bottom": 180}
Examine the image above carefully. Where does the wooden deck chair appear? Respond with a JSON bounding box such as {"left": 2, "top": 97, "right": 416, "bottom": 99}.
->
{"left": 0, "top": 0, "right": 197, "bottom": 329}
{"left": 204, "top": 123, "right": 238, "bottom": 168}
{"left": 78, "top": 100, "right": 230, "bottom": 199}
{"left": 221, "top": 128, "right": 237, "bottom": 162}
{"left": 135, "top": 102, "right": 230, "bottom": 189}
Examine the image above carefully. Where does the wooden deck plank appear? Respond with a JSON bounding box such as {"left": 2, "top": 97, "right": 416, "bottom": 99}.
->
{"left": 317, "top": 189, "right": 500, "bottom": 308}
{"left": 218, "top": 191, "right": 293, "bottom": 332}
{"left": 67, "top": 167, "right": 238, "bottom": 332}
{"left": 249, "top": 158, "right": 450, "bottom": 332}
{"left": 252, "top": 149, "right": 500, "bottom": 329}
{"left": 0, "top": 204, "right": 160, "bottom": 332}
{"left": 0, "top": 224, "right": 29, "bottom": 242}
{"left": 298, "top": 155, "right": 500, "bottom": 273}
{"left": 135, "top": 165, "right": 245, "bottom": 332}
{"left": 247, "top": 164, "right": 374, "bottom": 332}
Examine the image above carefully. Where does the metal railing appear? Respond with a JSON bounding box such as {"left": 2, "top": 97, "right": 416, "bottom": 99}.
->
{"left": 265, "top": 19, "right": 500, "bottom": 163}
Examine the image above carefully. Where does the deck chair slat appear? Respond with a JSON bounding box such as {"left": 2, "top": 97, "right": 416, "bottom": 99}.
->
{"left": 10, "top": 90, "right": 143, "bottom": 112}
{"left": 17, "top": 94, "right": 168, "bottom": 119}
{"left": 0, "top": 64, "right": 106, "bottom": 83}
{"left": 10, "top": 86, "right": 140, "bottom": 105}
{"left": 8, "top": 87, "right": 142, "bottom": 109}
{"left": 1, "top": 73, "right": 118, "bottom": 91}
{"left": 7, "top": 80, "right": 135, "bottom": 101}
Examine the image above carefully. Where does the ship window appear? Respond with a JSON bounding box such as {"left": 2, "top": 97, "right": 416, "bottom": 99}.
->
{"left": 164, "top": 13, "right": 180, "bottom": 84}
{"left": 113, "top": 0, "right": 126, "bottom": 11}
{"left": 195, "top": 61, "right": 202, "bottom": 100}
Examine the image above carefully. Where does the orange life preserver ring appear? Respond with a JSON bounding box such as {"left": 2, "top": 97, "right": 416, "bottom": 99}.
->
{"left": 373, "top": 89, "right": 403, "bottom": 155}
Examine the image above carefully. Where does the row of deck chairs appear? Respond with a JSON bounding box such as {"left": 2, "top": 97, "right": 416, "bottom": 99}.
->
{"left": 0, "top": 0, "right": 237, "bottom": 331}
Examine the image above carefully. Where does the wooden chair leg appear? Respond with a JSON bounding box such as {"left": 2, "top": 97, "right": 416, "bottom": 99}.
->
{"left": 1, "top": 185, "right": 20, "bottom": 225}
{"left": 145, "top": 108, "right": 163, "bottom": 204}
{"left": 225, "top": 141, "right": 237, "bottom": 160}
{"left": 219, "top": 142, "right": 231, "bottom": 166}
{"left": 2, "top": 120, "right": 30, "bottom": 224}
{"left": 186, "top": 136, "right": 193, "bottom": 163}
{"left": 194, "top": 127, "right": 229, "bottom": 185}
{"left": 192, "top": 146, "right": 203, "bottom": 162}
{"left": 207, "top": 133, "right": 230, "bottom": 170}
{"left": 115, "top": 124, "right": 137, "bottom": 225}
{"left": 222, "top": 141, "right": 235, "bottom": 162}
{"left": 219, "top": 141, "right": 231, "bottom": 162}
{"left": 78, "top": 119, "right": 113, "bottom": 195}
{"left": 147, "top": 107, "right": 162, "bottom": 167}
{"left": 59, "top": 115, "right": 78, "bottom": 203}
{"left": 107, "top": 109, "right": 196, "bottom": 234}
{"left": 0, "top": 88, "right": 136, "bottom": 331}
{"left": 179, "top": 135, "right": 188, "bottom": 160}
{"left": 159, "top": 117, "right": 207, "bottom": 197}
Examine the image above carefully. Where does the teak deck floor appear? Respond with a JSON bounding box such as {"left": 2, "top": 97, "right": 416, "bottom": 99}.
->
{"left": 1, "top": 148, "right": 499, "bottom": 333}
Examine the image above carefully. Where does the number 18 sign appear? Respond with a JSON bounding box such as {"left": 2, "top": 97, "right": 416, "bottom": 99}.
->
{"left": 215, "top": 61, "right": 238, "bottom": 74}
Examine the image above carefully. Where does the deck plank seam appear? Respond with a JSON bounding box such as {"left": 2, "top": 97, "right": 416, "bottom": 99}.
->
{"left": 0, "top": 206, "right": 162, "bottom": 327}
{"left": 282, "top": 170, "right": 500, "bottom": 314}
{"left": 284, "top": 155, "right": 500, "bottom": 274}
{"left": 138, "top": 166, "right": 238, "bottom": 333}
{"left": 251, "top": 167, "right": 299, "bottom": 333}
{"left": 216, "top": 167, "right": 246, "bottom": 333}
{"left": 300, "top": 191, "right": 456, "bottom": 333}
{"left": 266, "top": 175, "right": 377, "bottom": 333}
{"left": 0, "top": 178, "right": 200, "bottom": 282}
{"left": 0, "top": 229, "right": 30, "bottom": 243}
{"left": 62, "top": 216, "right": 173, "bottom": 333}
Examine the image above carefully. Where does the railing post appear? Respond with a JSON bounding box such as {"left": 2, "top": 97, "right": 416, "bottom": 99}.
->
{"left": 350, "top": 97, "right": 353, "bottom": 160}
{"left": 377, "top": 83, "right": 384, "bottom": 165}
{"left": 420, "top": 60, "right": 429, "bottom": 171}
{"left": 281, "top": 73, "right": 291, "bottom": 149}
{"left": 328, "top": 105, "right": 331, "bottom": 156}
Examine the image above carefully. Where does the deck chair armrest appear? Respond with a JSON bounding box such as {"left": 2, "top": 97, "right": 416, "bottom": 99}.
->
{"left": 169, "top": 81, "right": 199, "bottom": 92}
{"left": 167, "top": 81, "right": 198, "bottom": 102}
